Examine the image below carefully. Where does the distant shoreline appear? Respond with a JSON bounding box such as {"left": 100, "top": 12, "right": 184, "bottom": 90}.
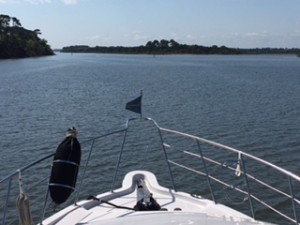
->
{"left": 60, "top": 39, "right": 300, "bottom": 56}
{"left": 58, "top": 52, "right": 299, "bottom": 57}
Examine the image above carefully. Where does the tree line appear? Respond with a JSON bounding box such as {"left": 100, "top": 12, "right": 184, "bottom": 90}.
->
{"left": 0, "top": 14, "right": 54, "bottom": 59}
{"left": 61, "top": 39, "right": 300, "bottom": 55}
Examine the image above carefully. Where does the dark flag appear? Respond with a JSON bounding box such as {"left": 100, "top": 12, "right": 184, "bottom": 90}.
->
{"left": 125, "top": 93, "right": 142, "bottom": 114}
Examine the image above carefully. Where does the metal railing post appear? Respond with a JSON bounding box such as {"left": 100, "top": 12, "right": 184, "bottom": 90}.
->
{"left": 240, "top": 155, "right": 255, "bottom": 219}
{"left": 111, "top": 126, "right": 128, "bottom": 191}
{"left": 196, "top": 140, "right": 216, "bottom": 203}
{"left": 157, "top": 127, "right": 176, "bottom": 191}
{"left": 39, "top": 188, "right": 49, "bottom": 225}
{"left": 75, "top": 139, "right": 95, "bottom": 204}
{"left": 288, "top": 176, "right": 299, "bottom": 224}
{"left": 147, "top": 118, "right": 176, "bottom": 191}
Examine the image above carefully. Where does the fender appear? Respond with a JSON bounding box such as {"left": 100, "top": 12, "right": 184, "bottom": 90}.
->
{"left": 49, "top": 127, "right": 81, "bottom": 204}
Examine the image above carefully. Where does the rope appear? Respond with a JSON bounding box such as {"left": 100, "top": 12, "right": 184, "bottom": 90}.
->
{"left": 235, "top": 152, "right": 242, "bottom": 177}
{"left": 87, "top": 196, "right": 135, "bottom": 210}
{"left": 16, "top": 170, "right": 33, "bottom": 225}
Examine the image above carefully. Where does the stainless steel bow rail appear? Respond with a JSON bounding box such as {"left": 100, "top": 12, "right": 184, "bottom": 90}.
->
{"left": 1, "top": 117, "right": 299, "bottom": 224}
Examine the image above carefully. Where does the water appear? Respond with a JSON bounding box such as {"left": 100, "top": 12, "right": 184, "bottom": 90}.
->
{"left": 1, "top": 53, "right": 300, "bottom": 224}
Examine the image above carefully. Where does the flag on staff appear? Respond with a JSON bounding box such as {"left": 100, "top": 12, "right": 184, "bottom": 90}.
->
{"left": 125, "top": 92, "right": 142, "bottom": 114}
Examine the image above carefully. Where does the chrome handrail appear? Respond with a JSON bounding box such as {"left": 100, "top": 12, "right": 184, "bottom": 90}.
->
{"left": 1, "top": 117, "right": 299, "bottom": 225}
{"left": 147, "top": 117, "right": 300, "bottom": 224}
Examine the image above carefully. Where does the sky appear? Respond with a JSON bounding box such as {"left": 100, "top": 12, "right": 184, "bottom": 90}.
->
{"left": 1, "top": 0, "right": 300, "bottom": 49}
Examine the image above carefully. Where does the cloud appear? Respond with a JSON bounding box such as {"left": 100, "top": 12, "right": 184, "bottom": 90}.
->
{"left": 229, "top": 31, "right": 270, "bottom": 39}
{"left": 170, "top": 32, "right": 179, "bottom": 40}
{"left": 0, "top": 0, "right": 18, "bottom": 3}
{"left": 0, "top": 0, "right": 77, "bottom": 4}
{"left": 291, "top": 30, "right": 300, "bottom": 37}
{"left": 244, "top": 31, "right": 268, "bottom": 38}
{"left": 132, "top": 34, "right": 148, "bottom": 41}
{"left": 84, "top": 35, "right": 114, "bottom": 46}
{"left": 87, "top": 35, "right": 101, "bottom": 40}
{"left": 61, "top": 0, "right": 77, "bottom": 5}
{"left": 123, "top": 31, "right": 149, "bottom": 43}
{"left": 25, "top": 0, "right": 52, "bottom": 3}
{"left": 186, "top": 34, "right": 197, "bottom": 40}
{"left": 0, "top": 0, "right": 53, "bottom": 4}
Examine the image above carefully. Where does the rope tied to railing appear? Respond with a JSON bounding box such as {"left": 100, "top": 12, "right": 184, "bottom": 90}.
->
{"left": 16, "top": 169, "right": 33, "bottom": 225}
{"left": 235, "top": 152, "right": 242, "bottom": 177}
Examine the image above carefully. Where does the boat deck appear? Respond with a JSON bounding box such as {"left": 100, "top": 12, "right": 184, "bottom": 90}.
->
{"left": 42, "top": 171, "right": 270, "bottom": 225}
{"left": 2, "top": 117, "right": 299, "bottom": 225}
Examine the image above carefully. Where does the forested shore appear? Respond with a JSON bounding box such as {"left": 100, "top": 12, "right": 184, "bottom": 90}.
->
{"left": 61, "top": 39, "right": 300, "bottom": 55}
{"left": 0, "top": 15, "right": 54, "bottom": 59}
{"left": 1, "top": 13, "right": 298, "bottom": 59}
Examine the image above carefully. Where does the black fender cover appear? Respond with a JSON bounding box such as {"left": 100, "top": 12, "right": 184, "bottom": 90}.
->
{"left": 49, "top": 128, "right": 81, "bottom": 204}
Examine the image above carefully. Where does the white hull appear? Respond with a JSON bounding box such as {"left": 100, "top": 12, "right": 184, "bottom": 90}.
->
{"left": 42, "top": 171, "right": 271, "bottom": 225}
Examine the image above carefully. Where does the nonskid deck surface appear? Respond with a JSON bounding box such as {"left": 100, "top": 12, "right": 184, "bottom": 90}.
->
{"left": 42, "top": 171, "right": 270, "bottom": 225}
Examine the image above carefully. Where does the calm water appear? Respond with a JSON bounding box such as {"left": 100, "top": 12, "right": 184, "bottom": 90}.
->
{"left": 1, "top": 53, "right": 300, "bottom": 224}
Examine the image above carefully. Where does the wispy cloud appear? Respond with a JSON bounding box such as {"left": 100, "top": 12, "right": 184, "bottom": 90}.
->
{"left": 123, "top": 31, "right": 149, "bottom": 43}
{"left": 0, "top": 0, "right": 78, "bottom": 4}
{"left": 170, "top": 33, "right": 179, "bottom": 40}
{"left": 231, "top": 31, "right": 270, "bottom": 39}
{"left": 132, "top": 33, "right": 148, "bottom": 42}
{"left": 186, "top": 34, "right": 197, "bottom": 40}
{"left": 25, "top": 0, "right": 52, "bottom": 4}
{"left": 291, "top": 30, "right": 300, "bottom": 37}
{"left": 87, "top": 35, "right": 101, "bottom": 41}
{"left": 0, "top": 0, "right": 20, "bottom": 3}
{"left": 244, "top": 31, "right": 269, "bottom": 38}
{"left": 61, "top": 0, "right": 77, "bottom": 5}
{"left": 84, "top": 35, "right": 114, "bottom": 46}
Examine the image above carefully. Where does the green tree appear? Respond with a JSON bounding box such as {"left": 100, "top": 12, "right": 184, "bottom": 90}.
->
{"left": 169, "top": 39, "right": 179, "bottom": 48}
{"left": 159, "top": 39, "right": 169, "bottom": 48}
{"left": 0, "top": 14, "right": 53, "bottom": 59}
{"left": 0, "top": 14, "right": 10, "bottom": 28}
{"left": 11, "top": 17, "right": 22, "bottom": 27}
